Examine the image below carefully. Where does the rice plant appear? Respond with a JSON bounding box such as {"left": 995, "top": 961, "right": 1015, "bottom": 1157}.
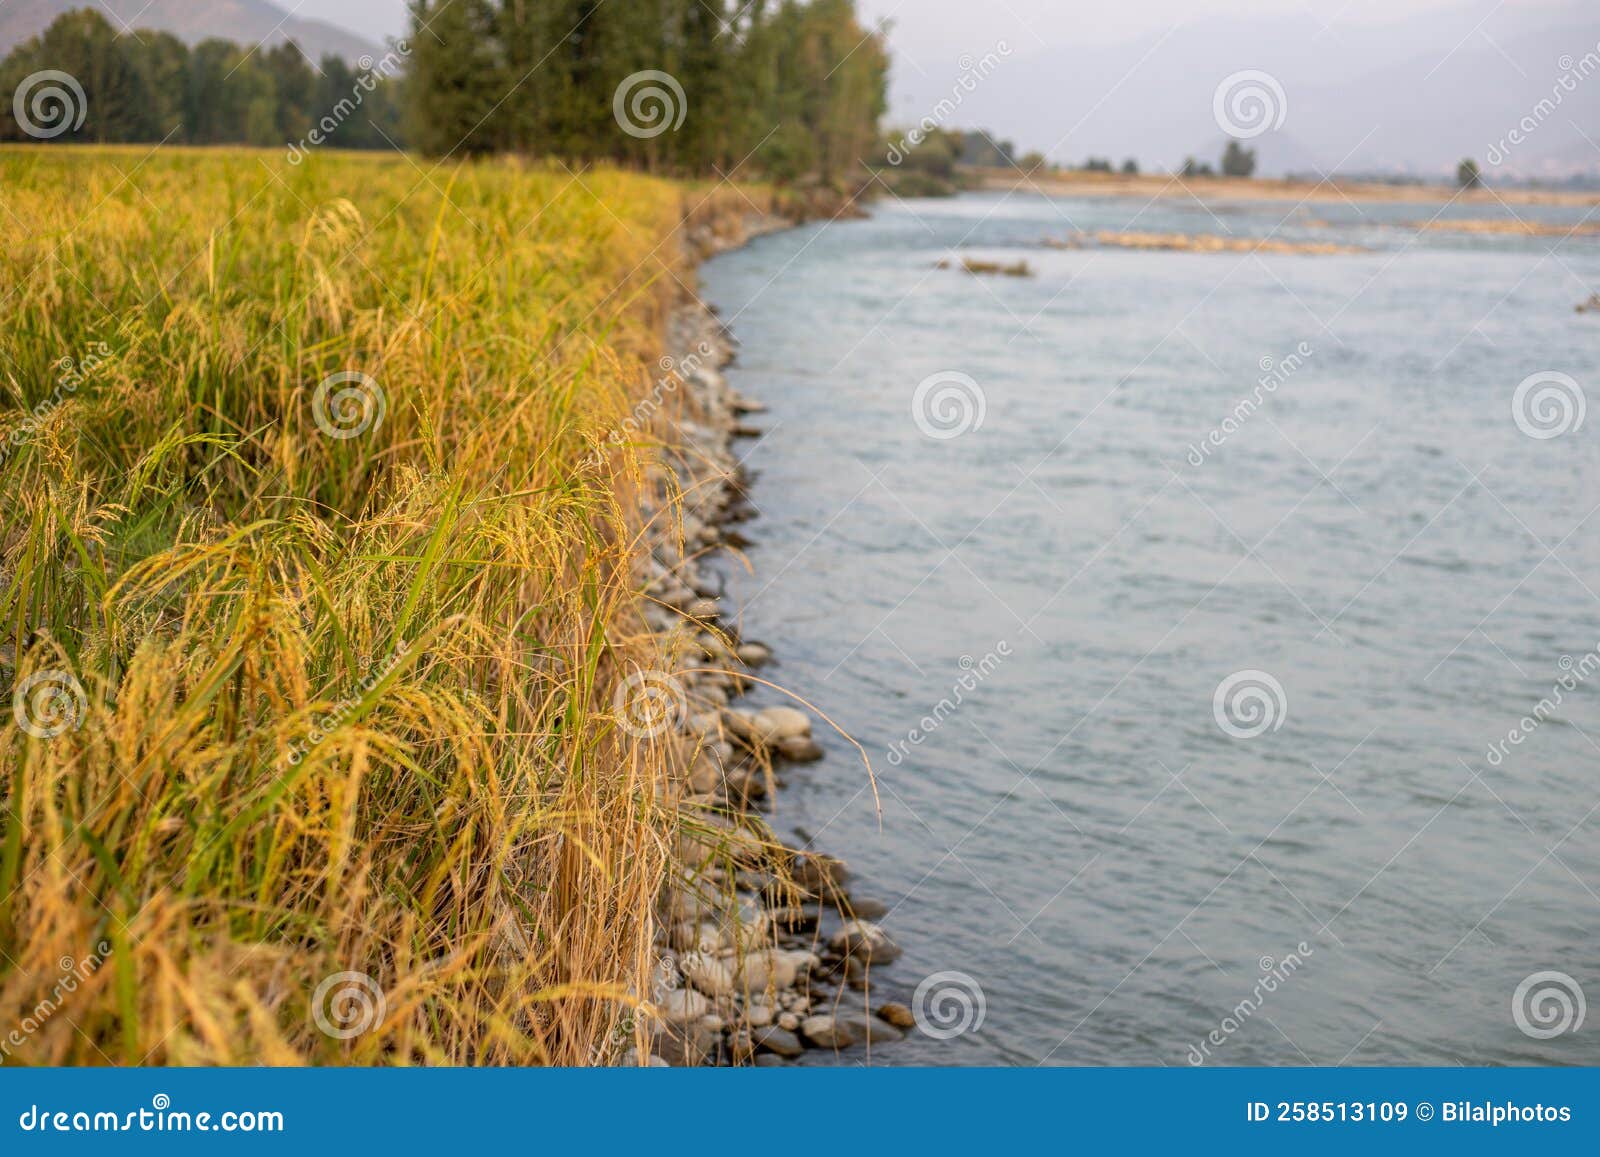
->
{"left": 0, "top": 145, "right": 749, "bottom": 1065}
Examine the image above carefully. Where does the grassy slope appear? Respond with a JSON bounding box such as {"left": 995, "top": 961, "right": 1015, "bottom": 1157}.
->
{"left": 0, "top": 146, "right": 741, "bottom": 1064}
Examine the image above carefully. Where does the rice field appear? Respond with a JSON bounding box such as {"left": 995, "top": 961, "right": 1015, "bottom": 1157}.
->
{"left": 0, "top": 145, "right": 741, "bottom": 1064}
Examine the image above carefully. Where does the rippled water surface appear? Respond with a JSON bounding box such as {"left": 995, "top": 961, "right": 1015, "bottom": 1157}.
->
{"left": 699, "top": 191, "right": 1599, "bottom": 1066}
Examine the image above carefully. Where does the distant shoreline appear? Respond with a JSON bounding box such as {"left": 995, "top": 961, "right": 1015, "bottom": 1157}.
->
{"left": 968, "top": 166, "right": 1600, "bottom": 207}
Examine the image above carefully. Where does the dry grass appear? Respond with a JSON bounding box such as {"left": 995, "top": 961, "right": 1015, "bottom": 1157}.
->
{"left": 0, "top": 145, "right": 755, "bottom": 1065}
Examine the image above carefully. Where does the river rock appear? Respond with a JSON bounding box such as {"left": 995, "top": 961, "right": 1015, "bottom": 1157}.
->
{"left": 791, "top": 851, "right": 849, "bottom": 891}
{"left": 681, "top": 952, "right": 735, "bottom": 997}
{"left": 670, "top": 920, "right": 729, "bottom": 954}
{"left": 735, "top": 641, "right": 772, "bottom": 667}
{"left": 658, "top": 988, "right": 710, "bottom": 1025}
{"left": 830, "top": 919, "right": 901, "bottom": 964}
{"left": 687, "top": 751, "right": 724, "bottom": 795}
{"left": 837, "top": 895, "right": 889, "bottom": 920}
{"left": 721, "top": 707, "right": 759, "bottom": 743}
{"left": 877, "top": 1002, "right": 917, "bottom": 1028}
{"left": 745, "top": 1003, "right": 774, "bottom": 1028}
{"left": 776, "top": 1012, "right": 800, "bottom": 1032}
{"left": 776, "top": 735, "right": 824, "bottom": 762}
{"left": 622, "top": 1049, "right": 672, "bottom": 1068}
{"left": 751, "top": 1026, "right": 804, "bottom": 1058}
{"left": 725, "top": 765, "right": 767, "bottom": 801}
{"left": 800, "top": 1014, "right": 856, "bottom": 1049}
{"left": 838, "top": 1012, "right": 905, "bottom": 1043}
{"left": 737, "top": 947, "right": 812, "bottom": 992}
{"left": 753, "top": 705, "right": 811, "bottom": 742}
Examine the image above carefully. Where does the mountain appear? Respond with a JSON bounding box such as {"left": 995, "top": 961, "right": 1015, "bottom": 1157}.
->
{"left": 0, "top": 1, "right": 382, "bottom": 63}
{"left": 884, "top": 0, "right": 1600, "bottom": 179}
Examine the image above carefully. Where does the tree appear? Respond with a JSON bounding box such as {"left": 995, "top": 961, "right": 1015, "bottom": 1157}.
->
{"left": 405, "top": 0, "right": 503, "bottom": 157}
{"left": 0, "top": 9, "right": 404, "bottom": 149}
{"left": 398, "top": 0, "right": 887, "bottom": 183}
{"left": 1457, "top": 158, "right": 1482, "bottom": 189}
{"left": 1221, "top": 139, "right": 1256, "bottom": 178}
{"left": 1121, "top": 158, "right": 1139, "bottom": 175}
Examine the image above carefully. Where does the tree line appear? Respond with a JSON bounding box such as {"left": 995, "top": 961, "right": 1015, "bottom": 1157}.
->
{"left": 2, "top": 3, "right": 887, "bottom": 185}
{"left": 406, "top": 0, "right": 888, "bottom": 181}
{"left": 0, "top": 8, "right": 403, "bottom": 148}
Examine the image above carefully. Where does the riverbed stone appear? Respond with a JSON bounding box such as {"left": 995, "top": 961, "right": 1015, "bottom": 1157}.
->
{"left": 776, "top": 735, "right": 824, "bottom": 762}
{"left": 791, "top": 851, "right": 849, "bottom": 892}
{"left": 830, "top": 919, "right": 902, "bottom": 964}
{"left": 800, "top": 1014, "right": 856, "bottom": 1049}
{"left": 838, "top": 1012, "right": 905, "bottom": 1043}
{"left": 754, "top": 705, "right": 811, "bottom": 741}
{"left": 735, "top": 641, "right": 772, "bottom": 667}
{"left": 658, "top": 988, "right": 710, "bottom": 1025}
{"left": 681, "top": 952, "right": 735, "bottom": 997}
{"left": 837, "top": 894, "right": 889, "bottom": 919}
{"left": 751, "top": 1026, "right": 804, "bottom": 1058}
{"left": 877, "top": 1002, "right": 917, "bottom": 1028}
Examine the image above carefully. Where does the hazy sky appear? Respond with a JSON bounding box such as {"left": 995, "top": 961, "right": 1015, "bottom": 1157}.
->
{"left": 317, "top": 0, "right": 1594, "bottom": 175}
{"left": 320, "top": 0, "right": 1568, "bottom": 52}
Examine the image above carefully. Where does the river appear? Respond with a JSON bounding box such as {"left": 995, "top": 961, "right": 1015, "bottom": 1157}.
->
{"left": 699, "top": 189, "right": 1599, "bottom": 1066}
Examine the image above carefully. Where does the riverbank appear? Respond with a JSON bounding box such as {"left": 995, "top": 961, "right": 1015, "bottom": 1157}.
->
{"left": 624, "top": 205, "right": 916, "bottom": 1065}
{"left": 0, "top": 147, "right": 890, "bottom": 1067}
{"left": 970, "top": 166, "right": 1600, "bottom": 206}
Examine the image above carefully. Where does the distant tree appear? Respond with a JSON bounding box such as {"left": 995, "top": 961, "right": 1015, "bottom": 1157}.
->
{"left": 1082, "top": 156, "right": 1113, "bottom": 173}
{"left": 1017, "top": 150, "right": 1046, "bottom": 173}
{"left": 264, "top": 41, "right": 316, "bottom": 143}
{"left": 1221, "top": 139, "right": 1256, "bottom": 177}
{"left": 128, "top": 31, "right": 189, "bottom": 140}
{"left": 0, "top": 8, "right": 403, "bottom": 149}
{"left": 1457, "top": 158, "right": 1483, "bottom": 189}
{"left": 1121, "top": 158, "right": 1139, "bottom": 175}
{"left": 0, "top": 9, "right": 144, "bottom": 142}
{"left": 1180, "top": 156, "right": 1215, "bottom": 178}
{"left": 407, "top": 0, "right": 503, "bottom": 157}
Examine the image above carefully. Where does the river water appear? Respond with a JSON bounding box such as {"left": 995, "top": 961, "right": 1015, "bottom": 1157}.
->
{"left": 699, "top": 190, "right": 1599, "bottom": 1066}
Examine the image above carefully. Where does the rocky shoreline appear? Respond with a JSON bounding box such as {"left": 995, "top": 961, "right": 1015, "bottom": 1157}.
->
{"left": 623, "top": 210, "right": 914, "bottom": 1066}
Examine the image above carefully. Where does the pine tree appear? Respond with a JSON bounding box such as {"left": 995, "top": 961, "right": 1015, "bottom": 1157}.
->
{"left": 407, "top": 0, "right": 505, "bottom": 157}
